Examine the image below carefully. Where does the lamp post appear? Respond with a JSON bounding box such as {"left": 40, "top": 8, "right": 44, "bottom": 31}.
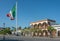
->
{"left": 3, "top": 23, "right": 5, "bottom": 40}
{"left": 3, "top": 23, "right": 5, "bottom": 28}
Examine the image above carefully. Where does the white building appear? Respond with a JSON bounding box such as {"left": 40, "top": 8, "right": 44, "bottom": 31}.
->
{"left": 52, "top": 25, "right": 60, "bottom": 37}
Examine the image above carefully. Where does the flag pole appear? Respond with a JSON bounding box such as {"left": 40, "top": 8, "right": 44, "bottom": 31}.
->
{"left": 16, "top": 1, "right": 18, "bottom": 35}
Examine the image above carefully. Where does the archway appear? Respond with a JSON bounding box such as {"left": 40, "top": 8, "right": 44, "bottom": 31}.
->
{"left": 42, "top": 30, "right": 48, "bottom": 37}
{"left": 58, "top": 31, "right": 60, "bottom": 36}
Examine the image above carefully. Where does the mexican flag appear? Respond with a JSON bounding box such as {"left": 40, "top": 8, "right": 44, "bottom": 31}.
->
{"left": 7, "top": 5, "right": 16, "bottom": 20}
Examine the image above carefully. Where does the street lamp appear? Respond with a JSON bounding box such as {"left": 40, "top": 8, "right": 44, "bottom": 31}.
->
{"left": 3, "top": 23, "right": 5, "bottom": 28}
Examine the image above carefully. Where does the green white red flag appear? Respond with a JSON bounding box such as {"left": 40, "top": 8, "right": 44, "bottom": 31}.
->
{"left": 7, "top": 5, "right": 16, "bottom": 20}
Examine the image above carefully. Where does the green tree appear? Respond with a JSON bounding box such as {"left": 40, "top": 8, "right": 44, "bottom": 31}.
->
{"left": 47, "top": 26, "right": 56, "bottom": 37}
{"left": 24, "top": 27, "right": 27, "bottom": 29}
{"left": 0, "top": 27, "right": 11, "bottom": 35}
{"left": 47, "top": 26, "right": 54, "bottom": 31}
{"left": 12, "top": 27, "right": 16, "bottom": 31}
{"left": 18, "top": 26, "right": 21, "bottom": 30}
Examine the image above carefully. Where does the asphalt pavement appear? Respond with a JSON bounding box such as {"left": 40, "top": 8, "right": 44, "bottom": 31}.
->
{"left": 0, "top": 35, "right": 60, "bottom": 41}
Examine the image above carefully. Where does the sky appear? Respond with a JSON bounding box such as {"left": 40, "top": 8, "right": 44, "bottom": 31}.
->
{"left": 0, "top": 0, "right": 60, "bottom": 28}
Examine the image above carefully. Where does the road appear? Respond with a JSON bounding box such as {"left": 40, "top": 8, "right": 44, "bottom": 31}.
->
{"left": 0, "top": 35, "right": 60, "bottom": 41}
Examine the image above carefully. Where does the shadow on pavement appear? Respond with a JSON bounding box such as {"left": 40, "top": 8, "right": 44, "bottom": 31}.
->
{"left": 1, "top": 35, "right": 24, "bottom": 41}
{"left": 0, "top": 40, "right": 24, "bottom": 41}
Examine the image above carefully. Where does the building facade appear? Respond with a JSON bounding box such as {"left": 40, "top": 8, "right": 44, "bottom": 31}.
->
{"left": 52, "top": 25, "right": 60, "bottom": 37}
{"left": 30, "top": 19, "right": 57, "bottom": 37}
